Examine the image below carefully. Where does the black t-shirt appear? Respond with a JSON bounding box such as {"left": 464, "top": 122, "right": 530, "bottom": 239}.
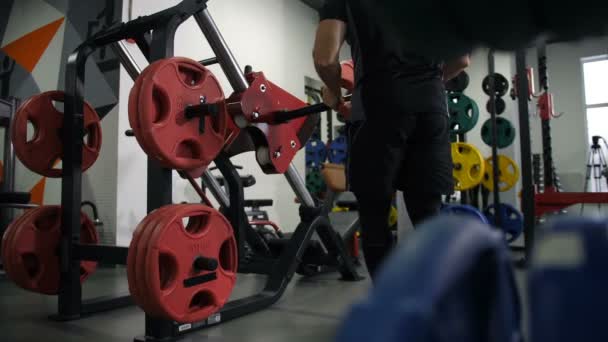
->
{"left": 319, "top": 0, "right": 448, "bottom": 116}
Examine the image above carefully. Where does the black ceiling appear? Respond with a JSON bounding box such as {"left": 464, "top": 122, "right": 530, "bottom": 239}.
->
{"left": 300, "top": 0, "right": 324, "bottom": 11}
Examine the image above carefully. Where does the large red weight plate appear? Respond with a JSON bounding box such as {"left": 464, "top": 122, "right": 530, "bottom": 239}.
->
{"left": 3, "top": 206, "right": 98, "bottom": 295}
{"left": 11, "top": 91, "right": 102, "bottom": 178}
{"left": 128, "top": 205, "right": 176, "bottom": 317}
{"left": 340, "top": 60, "right": 354, "bottom": 91}
{"left": 2, "top": 209, "right": 37, "bottom": 278}
{"left": 131, "top": 57, "right": 228, "bottom": 171}
{"left": 142, "top": 204, "right": 237, "bottom": 323}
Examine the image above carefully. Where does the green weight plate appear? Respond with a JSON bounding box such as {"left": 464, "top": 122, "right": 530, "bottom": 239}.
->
{"left": 306, "top": 171, "right": 326, "bottom": 194}
{"left": 448, "top": 93, "right": 479, "bottom": 134}
{"left": 486, "top": 97, "right": 506, "bottom": 115}
{"left": 482, "top": 73, "right": 509, "bottom": 97}
{"left": 481, "top": 117, "right": 516, "bottom": 149}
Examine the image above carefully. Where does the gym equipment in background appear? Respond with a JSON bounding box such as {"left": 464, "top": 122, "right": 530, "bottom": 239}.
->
{"left": 482, "top": 73, "right": 509, "bottom": 97}
{"left": 336, "top": 216, "right": 522, "bottom": 342}
{"left": 1, "top": 206, "right": 98, "bottom": 294}
{"left": 328, "top": 135, "right": 348, "bottom": 165}
{"left": 529, "top": 218, "right": 608, "bottom": 342}
{"left": 486, "top": 97, "right": 506, "bottom": 115}
{"left": 16, "top": 3, "right": 363, "bottom": 340}
{"left": 12, "top": 91, "right": 102, "bottom": 177}
{"left": 482, "top": 155, "right": 521, "bottom": 192}
{"left": 127, "top": 204, "right": 237, "bottom": 323}
{"left": 447, "top": 92, "right": 479, "bottom": 134}
{"left": 451, "top": 142, "right": 485, "bottom": 191}
{"left": 441, "top": 204, "right": 489, "bottom": 224}
{"left": 481, "top": 117, "right": 516, "bottom": 148}
{"left": 305, "top": 138, "right": 327, "bottom": 169}
{"left": 445, "top": 71, "right": 469, "bottom": 93}
{"left": 484, "top": 203, "right": 524, "bottom": 243}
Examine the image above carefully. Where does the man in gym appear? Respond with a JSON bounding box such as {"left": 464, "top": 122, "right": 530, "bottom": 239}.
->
{"left": 313, "top": 0, "right": 470, "bottom": 280}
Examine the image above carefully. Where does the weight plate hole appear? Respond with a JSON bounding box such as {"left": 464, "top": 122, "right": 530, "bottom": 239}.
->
{"left": 34, "top": 211, "right": 59, "bottom": 232}
{"left": 219, "top": 239, "right": 234, "bottom": 271}
{"left": 22, "top": 253, "right": 40, "bottom": 278}
{"left": 158, "top": 252, "right": 178, "bottom": 291}
{"left": 80, "top": 266, "right": 87, "bottom": 276}
{"left": 51, "top": 158, "right": 62, "bottom": 170}
{"left": 178, "top": 65, "right": 203, "bottom": 87}
{"left": 51, "top": 100, "right": 64, "bottom": 113}
{"left": 26, "top": 120, "right": 37, "bottom": 143}
{"left": 176, "top": 139, "right": 201, "bottom": 161}
{"left": 182, "top": 214, "right": 209, "bottom": 236}
{"left": 189, "top": 291, "right": 214, "bottom": 312}
{"left": 151, "top": 86, "right": 171, "bottom": 124}
{"left": 84, "top": 124, "right": 100, "bottom": 149}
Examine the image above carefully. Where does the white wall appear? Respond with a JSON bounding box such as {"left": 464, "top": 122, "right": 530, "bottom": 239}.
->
{"left": 116, "top": 0, "right": 321, "bottom": 245}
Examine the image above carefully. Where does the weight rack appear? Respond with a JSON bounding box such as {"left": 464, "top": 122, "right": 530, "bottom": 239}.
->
{"left": 59, "top": 0, "right": 361, "bottom": 340}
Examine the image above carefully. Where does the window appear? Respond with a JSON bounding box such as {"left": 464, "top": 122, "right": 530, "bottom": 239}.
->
{"left": 582, "top": 55, "right": 608, "bottom": 192}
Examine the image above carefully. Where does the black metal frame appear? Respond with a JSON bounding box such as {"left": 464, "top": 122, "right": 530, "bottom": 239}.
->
{"left": 56, "top": 0, "right": 361, "bottom": 339}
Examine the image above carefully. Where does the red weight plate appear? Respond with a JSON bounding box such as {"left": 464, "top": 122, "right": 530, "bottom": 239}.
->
{"left": 127, "top": 205, "right": 176, "bottom": 316}
{"left": 5, "top": 208, "right": 45, "bottom": 280}
{"left": 2, "top": 208, "right": 38, "bottom": 278}
{"left": 137, "top": 207, "right": 190, "bottom": 318}
{"left": 134, "top": 206, "right": 175, "bottom": 317}
{"left": 340, "top": 60, "right": 354, "bottom": 91}
{"left": 134, "top": 57, "right": 228, "bottom": 171}
{"left": 128, "top": 60, "right": 166, "bottom": 159}
{"left": 143, "top": 204, "right": 237, "bottom": 323}
{"left": 11, "top": 91, "right": 102, "bottom": 178}
{"left": 6, "top": 206, "right": 98, "bottom": 295}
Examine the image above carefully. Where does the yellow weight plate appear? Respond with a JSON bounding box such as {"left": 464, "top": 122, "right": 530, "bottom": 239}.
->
{"left": 452, "top": 142, "right": 485, "bottom": 191}
{"left": 482, "top": 155, "right": 520, "bottom": 192}
{"left": 388, "top": 206, "right": 398, "bottom": 227}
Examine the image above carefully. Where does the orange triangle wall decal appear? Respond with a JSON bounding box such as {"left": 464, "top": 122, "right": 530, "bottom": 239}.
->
{"left": 1, "top": 17, "right": 65, "bottom": 73}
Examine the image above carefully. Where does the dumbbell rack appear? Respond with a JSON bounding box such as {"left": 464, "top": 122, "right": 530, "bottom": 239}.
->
{"left": 58, "top": 1, "right": 361, "bottom": 341}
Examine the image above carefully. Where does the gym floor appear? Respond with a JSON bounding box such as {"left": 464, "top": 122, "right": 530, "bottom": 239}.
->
{"left": 0, "top": 267, "right": 372, "bottom": 342}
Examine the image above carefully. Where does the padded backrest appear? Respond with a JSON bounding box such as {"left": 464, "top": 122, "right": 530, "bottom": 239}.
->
{"left": 529, "top": 218, "right": 608, "bottom": 342}
{"left": 336, "top": 216, "right": 522, "bottom": 342}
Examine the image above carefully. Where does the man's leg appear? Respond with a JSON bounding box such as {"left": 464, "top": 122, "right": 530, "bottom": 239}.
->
{"left": 402, "top": 191, "right": 443, "bottom": 226}
{"left": 349, "top": 116, "right": 415, "bottom": 280}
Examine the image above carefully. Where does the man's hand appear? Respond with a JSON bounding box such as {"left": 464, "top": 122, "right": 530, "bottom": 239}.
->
{"left": 443, "top": 54, "right": 471, "bottom": 82}
{"left": 322, "top": 86, "right": 343, "bottom": 110}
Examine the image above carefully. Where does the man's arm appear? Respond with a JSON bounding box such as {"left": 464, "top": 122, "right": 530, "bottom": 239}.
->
{"left": 313, "top": 19, "right": 347, "bottom": 110}
{"left": 443, "top": 54, "right": 471, "bottom": 82}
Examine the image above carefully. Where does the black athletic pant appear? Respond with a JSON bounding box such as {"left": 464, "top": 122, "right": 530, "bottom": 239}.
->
{"left": 348, "top": 78, "right": 453, "bottom": 281}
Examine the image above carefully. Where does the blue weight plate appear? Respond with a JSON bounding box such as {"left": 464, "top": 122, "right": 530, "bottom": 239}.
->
{"left": 484, "top": 203, "right": 523, "bottom": 243}
{"left": 441, "top": 204, "right": 489, "bottom": 224}
{"left": 305, "top": 139, "right": 327, "bottom": 168}
{"left": 328, "top": 136, "right": 348, "bottom": 164}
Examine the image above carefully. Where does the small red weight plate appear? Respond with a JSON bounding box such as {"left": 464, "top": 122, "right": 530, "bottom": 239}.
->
{"left": 11, "top": 91, "right": 102, "bottom": 178}
{"left": 144, "top": 204, "right": 237, "bottom": 323}
{"left": 127, "top": 205, "right": 175, "bottom": 316}
{"left": 340, "top": 60, "right": 354, "bottom": 91}
{"left": 135, "top": 57, "right": 228, "bottom": 171}
{"left": 6, "top": 206, "right": 99, "bottom": 295}
{"left": 128, "top": 60, "right": 165, "bottom": 159}
{"left": 2, "top": 208, "right": 38, "bottom": 278}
